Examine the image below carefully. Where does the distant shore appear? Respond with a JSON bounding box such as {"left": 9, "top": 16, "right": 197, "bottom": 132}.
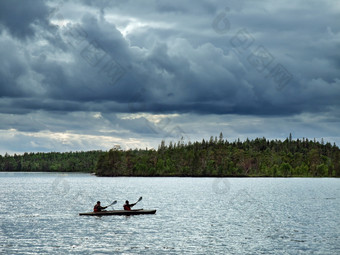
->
{"left": 95, "top": 137, "right": 340, "bottom": 178}
{"left": 1, "top": 171, "right": 338, "bottom": 178}
{"left": 1, "top": 136, "right": 339, "bottom": 178}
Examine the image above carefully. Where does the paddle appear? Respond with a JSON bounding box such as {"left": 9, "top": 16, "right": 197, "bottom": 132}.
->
{"left": 135, "top": 196, "right": 142, "bottom": 205}
{"left": 105, "top": 200, "right": 117, "bottom": 208}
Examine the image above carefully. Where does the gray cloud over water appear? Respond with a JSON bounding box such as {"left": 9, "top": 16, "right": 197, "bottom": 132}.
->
{"left": 0, "top": 0, "right": 339, "bottom": 153}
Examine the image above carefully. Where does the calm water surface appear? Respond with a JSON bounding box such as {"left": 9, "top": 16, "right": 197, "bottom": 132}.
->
{"left": 0, "top": 172, "right": 339, "bottom": 254}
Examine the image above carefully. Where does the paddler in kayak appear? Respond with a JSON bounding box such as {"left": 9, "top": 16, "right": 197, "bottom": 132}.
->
{"left": 123, "top": 200, "right": 136, "bottom": 211}
{"left": 93, "top": 201, "right": 107, "bottom": 212}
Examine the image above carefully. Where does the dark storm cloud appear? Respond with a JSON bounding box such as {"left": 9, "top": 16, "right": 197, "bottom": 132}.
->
{"left": 0, "top": 0, "right": 50, "bottom": 39}
{"left": 0, "top": 0, "right": 339, "bottom": 151}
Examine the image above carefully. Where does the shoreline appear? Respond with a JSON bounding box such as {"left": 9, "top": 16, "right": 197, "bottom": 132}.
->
{"left": 1, "top": 171, "right": 338, "bottom": 178}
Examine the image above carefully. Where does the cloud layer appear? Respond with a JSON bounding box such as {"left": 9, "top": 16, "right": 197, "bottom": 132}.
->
{"left": 0, "top": 0, "right": 339, "bottom": 154}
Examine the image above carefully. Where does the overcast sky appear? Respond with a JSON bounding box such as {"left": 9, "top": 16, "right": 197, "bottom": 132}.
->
{"left": 0, "top": 0, "right": 339, "bottom": 154}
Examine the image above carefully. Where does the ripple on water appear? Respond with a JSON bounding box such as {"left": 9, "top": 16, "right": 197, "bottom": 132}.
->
{"left": 0, "top": 173, "right": 339, "bottom": 254}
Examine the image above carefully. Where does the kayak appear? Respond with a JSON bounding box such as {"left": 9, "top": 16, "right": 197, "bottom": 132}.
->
{"left": 79, "top": 209, "right": 156, "bottom": 216}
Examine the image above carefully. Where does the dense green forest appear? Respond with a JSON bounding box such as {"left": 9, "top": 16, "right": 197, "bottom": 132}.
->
{"left": 1, "top": 134, "right": 340, "bottom": 177}
{"left": 0, "top": 151, "right": 103, "bottom": 172}
{"left": 96, "top": 134, "right": 340, "bottom": 177}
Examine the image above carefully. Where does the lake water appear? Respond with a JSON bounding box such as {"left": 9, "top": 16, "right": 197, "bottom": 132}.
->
{"left": 0, "top": 172, "right": 339, "bottom": 254}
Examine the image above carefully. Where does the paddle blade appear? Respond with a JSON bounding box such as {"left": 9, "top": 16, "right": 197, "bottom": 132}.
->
{"left": 137, "top": 197, "right": 142, "bottom": 203}
{"left": 107, "top": 200, "right": 117, "bottom": 207}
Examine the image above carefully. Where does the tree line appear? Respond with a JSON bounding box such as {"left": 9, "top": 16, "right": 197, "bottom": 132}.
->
{"left": 0, "top": 151, "right": 103, "bottom": 172}
{"left": 95, "top": 134, "right": 340, "bottom": 177}
{"left": 1, "top": 134, "right": 339, "bottom": 177}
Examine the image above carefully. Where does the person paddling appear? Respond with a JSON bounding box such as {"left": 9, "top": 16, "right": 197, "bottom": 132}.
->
{"left": 93, "top": 201, "right": 107, "bottom": 212}
{"left": 123, "top": 200, "right": 136, "bottom": 211}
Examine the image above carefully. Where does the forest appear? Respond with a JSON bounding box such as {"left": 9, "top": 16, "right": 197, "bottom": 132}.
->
{"left": 1, "top": 134, "right": 340, "bottom": 177}
{"left": 0, "top": 151, "right": 102, "bottom": 172}
{"left": 95, "top": 134, "right": 340, "bottom": 177}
